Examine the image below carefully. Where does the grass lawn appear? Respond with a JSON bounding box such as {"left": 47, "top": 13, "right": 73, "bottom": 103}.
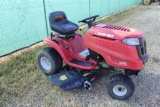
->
{"left": 0, "top": 46, "right": 48, "bottom": 106}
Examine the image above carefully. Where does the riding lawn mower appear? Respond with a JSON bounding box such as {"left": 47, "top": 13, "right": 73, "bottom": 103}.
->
{"left": 37, "top": 11, "right": 148, "bottom": 100}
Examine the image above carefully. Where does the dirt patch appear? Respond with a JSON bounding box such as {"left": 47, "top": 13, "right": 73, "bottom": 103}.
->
{"left": 1, "top": 3, "right": 160, "bottom": 107}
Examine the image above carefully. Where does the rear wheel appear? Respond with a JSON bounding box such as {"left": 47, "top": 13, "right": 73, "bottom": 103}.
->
{"left": 143, "top": 0, "right": 152, "bottom": 5}
{"left": 37, "top": 47, "right": 63, "bottom": 75}
{"left": 107, "top": 74, "right": 134, "bottom": 100}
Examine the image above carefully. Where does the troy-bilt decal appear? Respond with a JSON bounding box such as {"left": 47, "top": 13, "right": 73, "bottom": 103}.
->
{"left": 119, "top": 61, "right": 127, "bottom": 66}
{"left": 95, "top": 32, "right": 115, "bottom": 38}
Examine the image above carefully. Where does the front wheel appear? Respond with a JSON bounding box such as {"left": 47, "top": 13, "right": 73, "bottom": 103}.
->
{"left": 107, "top": 74, "right": 134, "bottom": 100}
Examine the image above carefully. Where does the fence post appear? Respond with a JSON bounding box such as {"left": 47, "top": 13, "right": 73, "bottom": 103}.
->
{"left": 43, "top": 0, "right": 49, "bottom": 36}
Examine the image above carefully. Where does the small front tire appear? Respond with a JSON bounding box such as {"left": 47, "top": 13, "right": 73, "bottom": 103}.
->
{"left": 107, "top": 74, "right": 134, "bottom": 100}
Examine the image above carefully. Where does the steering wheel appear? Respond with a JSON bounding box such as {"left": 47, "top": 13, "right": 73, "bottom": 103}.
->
{"left": 79, "top": 15, "right": 99, "bottom": 23}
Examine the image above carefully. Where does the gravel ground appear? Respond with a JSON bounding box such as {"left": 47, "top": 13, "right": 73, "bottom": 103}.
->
{"left": 5, "top": 4, "right": 160, "bottom": 107}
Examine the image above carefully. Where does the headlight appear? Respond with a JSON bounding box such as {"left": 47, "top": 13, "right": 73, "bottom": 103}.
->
{"left": 122, "top": 38, "right": 140, "bottom": 46}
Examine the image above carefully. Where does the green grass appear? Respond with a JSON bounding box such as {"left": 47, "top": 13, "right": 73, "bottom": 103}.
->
{"left": 0, "top": 6, "right": 136, "bottom": 106}
{"left": 0, "top": 46, "right": 46, "bottom": 106}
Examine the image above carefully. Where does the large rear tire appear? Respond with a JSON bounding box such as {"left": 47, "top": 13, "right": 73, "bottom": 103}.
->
{"left": 107, "top": 74, "right": 134, "bottom": 100}
{"left": 37, "top": 47, "right": 63, "bottom": 75}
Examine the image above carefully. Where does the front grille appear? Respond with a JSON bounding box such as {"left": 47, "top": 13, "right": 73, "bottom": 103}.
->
{"left": 136, "top": 37, "right": 148, "bottom": 63}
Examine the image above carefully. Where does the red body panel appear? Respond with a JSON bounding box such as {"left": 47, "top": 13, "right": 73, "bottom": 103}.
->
{"left": 90, "top": 24, "right": 143, "bottom": 40}
{"left": 44, "top": 34, "right": 97, "bottom": 70}
{"left": 84, "top": 24, "right": 144, "bottom": 70}
{"left": 44, "top": 24, "right": 145, "bottom": 71}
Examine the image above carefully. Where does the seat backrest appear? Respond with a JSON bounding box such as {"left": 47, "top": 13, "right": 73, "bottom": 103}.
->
{"left": 49, "top": 11, "right": 67, "bottom": 25}
{"left": 49, "top": 11, "right": 79, "bottom": 35}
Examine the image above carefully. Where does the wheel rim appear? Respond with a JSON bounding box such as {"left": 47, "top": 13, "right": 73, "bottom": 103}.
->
{"left": 143, "top": 0, "right": 151, "bottom": 5}
{"left": 40, "top": 56, "right": 51, "bottom": 71}
{"left": 113, "top": 84, "right": 127, "bottom": 96}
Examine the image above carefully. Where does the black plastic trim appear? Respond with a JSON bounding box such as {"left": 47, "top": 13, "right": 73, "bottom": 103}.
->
{"left": 136, "top": 37, "right": 148, "bottom": 63}
{"left": 70, "top": 59, "right": 94, "bottom": 66}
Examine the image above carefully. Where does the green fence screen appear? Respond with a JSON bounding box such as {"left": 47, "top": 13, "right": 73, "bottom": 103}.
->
{"left": 0, "top": 0, "right": 141, "bottom": 57}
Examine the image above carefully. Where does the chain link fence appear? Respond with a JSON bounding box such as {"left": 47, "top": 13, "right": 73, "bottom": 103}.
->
{"left": 0, "top": 0, "right": 141, "bottom": 57}
{"left": 0, "top": 0, "right": 46, "bottom": 57}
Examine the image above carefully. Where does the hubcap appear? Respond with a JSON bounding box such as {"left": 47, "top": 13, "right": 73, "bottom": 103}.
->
{"left": 113, "top": 84, "right": 127, "bottom": 96}
{"left": 40, "top": 56, "right": 51, "bottom": 71}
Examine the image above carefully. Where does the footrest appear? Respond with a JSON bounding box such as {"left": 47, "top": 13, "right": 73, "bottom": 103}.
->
{"left": 70, "top": 59, "right": 94, "bottom": 66}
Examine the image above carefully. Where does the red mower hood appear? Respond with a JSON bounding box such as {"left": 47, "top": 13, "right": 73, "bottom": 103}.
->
{"left": 87, "top": 24, "right": 143, "bottom": 40}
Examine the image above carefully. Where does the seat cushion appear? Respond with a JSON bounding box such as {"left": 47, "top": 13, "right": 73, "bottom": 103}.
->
{"left": 51, "top": 19, "right": 79, "bottom": 35}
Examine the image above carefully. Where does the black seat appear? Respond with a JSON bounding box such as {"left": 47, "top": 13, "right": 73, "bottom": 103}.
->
{"left": 49, "top": 11, "right": 79, "bottom": 35}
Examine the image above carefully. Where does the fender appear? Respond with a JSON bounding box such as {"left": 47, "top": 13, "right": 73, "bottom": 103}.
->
{"left": 44, "top": 36, "right": 73, "bottom": 63}
{"left": 44, "top": 36, "right": 97, "bottom": 70}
